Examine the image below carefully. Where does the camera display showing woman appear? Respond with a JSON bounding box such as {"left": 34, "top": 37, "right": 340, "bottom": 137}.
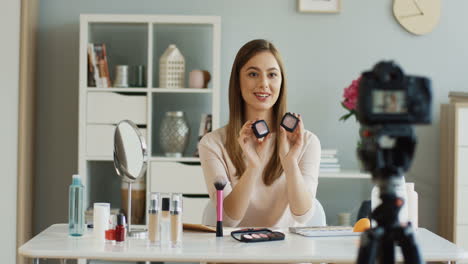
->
{"left": 199, "top": 39, "right": 321, "bottom": 228}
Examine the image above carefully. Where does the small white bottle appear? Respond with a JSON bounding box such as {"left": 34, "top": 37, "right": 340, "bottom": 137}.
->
{"left": 406, "top": 182, "right": 418, "bottom": 229}
{"left": 371, "top": 176, "right": 408, "bottom": 227}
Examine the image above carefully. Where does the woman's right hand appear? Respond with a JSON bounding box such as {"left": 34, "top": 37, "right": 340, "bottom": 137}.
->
{"left": 237, "top": 119, "right": 272, "bottom": 168}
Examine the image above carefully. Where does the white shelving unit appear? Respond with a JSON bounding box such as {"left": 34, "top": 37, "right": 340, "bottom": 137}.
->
{"left": 78, "top": 14, "right": 369, "bottom": 228}
{"left": 78, "top": 14, "right": 221, "bottom": 225}
{"left": 439, "top": 95, "right": 468, "bottom": 251}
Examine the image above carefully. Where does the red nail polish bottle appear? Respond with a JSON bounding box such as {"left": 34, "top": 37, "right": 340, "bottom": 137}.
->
{"left": 105, "top": 215, "right": 116, "bottom": 243}
{"left": 115, "top": 213, "right": 126, "bottom": 243}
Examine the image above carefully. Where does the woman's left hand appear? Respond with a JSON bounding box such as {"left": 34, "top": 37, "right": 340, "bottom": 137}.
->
{"left": 279, "top": 113, "right": 304, "bottom": 166}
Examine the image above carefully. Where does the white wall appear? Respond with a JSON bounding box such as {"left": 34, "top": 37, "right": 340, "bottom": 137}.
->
{"left": 0, "top": 0, "right": 20, "bottom": 262}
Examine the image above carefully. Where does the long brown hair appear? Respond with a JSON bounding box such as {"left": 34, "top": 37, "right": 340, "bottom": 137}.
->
{"left": 226, "top": 39, "right": 287, "bottom": 186}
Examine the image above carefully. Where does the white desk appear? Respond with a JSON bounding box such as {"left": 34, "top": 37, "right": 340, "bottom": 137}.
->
{"left": 19, "top": 224, "right": 467, "bottom": 263}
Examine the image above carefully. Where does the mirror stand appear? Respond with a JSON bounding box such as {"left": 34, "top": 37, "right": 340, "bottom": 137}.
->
{"left": 127, "top": 181, "right": 132, "bottom": 233}
{"left": 126, "top": 181, "right": 147, "bottom": 239}
{"left": 114, "top": 120, "right": 148, "bottom": 239}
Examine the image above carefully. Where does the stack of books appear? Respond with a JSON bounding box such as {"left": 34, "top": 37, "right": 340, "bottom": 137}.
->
{"left": 449, "top": 91, "right": 468, "bottom": 103}
{"left": 320, "top": 149, "right": 340, "bottom": 173}
{"left": 87, "top": 43, "right": 111, "bottom": 88}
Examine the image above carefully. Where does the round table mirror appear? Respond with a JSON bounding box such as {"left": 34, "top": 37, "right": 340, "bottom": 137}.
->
{"left": 114, "top": 120, "right": 147, "bottom": 238}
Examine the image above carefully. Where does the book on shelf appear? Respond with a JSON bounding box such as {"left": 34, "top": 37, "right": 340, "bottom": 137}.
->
{"left": 194, "top": 113, "right": 212, "bottom": 157}
{"left": 319, "top": 167, "right": 341, "bottom": 173}
{"left": 88, "top": 43, "right": 97, "bottom": 87}
{"left": 320, "top": 163, "right": 341, "bottom": 168}
{"left": 320, "top": 157, "right": 338, "bottom": 163}
{"left": 321, "top": 149, "right": 338, "bottom": 156}
{"left": 320, "top": 148, "right": 340, "bottom": 172}
{"left": 88, "top": 43, "right": 111, "bottom": 88}
{"left": 449, "top": 91, "right": 468, "bottom": 103}
{"left": 87, "top": 44, "right": 96, "bottom": 87}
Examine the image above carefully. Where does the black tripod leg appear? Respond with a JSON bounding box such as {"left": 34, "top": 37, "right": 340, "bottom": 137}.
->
{"left": 396, "top": 225, "right": 424, "bottom": 264}
{"left": 357, "top": 228, "right": 383, "bottom": 264}
{"left": 379, "top": 233, "right": 395, "bottom": 264}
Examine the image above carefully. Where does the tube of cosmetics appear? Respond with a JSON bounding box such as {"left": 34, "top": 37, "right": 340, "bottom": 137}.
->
{"left": 93, "top": 203, "right": 110, "bottom": 242}
{"left": 148, "top": 192, "right": 160, "bottom": 245}
{"left": 170, "top": 193, "right": 183, "bottom": 247}
{"left": 160, "top": 195, "right": 171, "bottom": 246}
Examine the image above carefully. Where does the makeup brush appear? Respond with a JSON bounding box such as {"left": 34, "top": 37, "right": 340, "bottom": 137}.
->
{"left": 214, "top": 180, "right": 227, "bottom": 237}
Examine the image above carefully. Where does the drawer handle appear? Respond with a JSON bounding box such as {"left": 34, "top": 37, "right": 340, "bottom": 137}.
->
{"left": 179, "top": 161, "right": 201, "bottom": 166}
{"left": 182, "top": 194, "right": 209, "bottom": 198}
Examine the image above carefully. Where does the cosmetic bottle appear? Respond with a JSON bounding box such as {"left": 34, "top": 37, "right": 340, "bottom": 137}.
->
{"left": 93, "top": 203, "right": 110, "bottom": 241}
{"left": 371, "top": 176, "right": 408, "bottom": 227}
{"left": 160, "top": 196, "right": 171, "bottom": 246}
{"left": 105, "top": 214, "right": 116, "bottom": 244}
{"left": 115, "top": 213, "right": 126, "bottom": 243}
{"left": 68, "top": 174, "right": 85, "bottom": 236}
{"left": 406, "top": 182, "right": 418, "bottom": 229}
{"left": 170, "top": 193, "right": 183, "bottom": 247}
{"left": 148, "top": 192, "right": 160, "bottom": 245}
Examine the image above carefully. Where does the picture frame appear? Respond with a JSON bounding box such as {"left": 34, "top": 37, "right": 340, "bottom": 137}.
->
{"left": 193, "top": 113, "right": 212, "bottom": 157}
{"left": 297, "top": 0, "right": 341, "bottom": 13}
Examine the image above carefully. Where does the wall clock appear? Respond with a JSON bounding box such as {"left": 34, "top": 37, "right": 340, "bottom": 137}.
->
{"left": 393, "top": 0, "right": 441, "bottom": 35}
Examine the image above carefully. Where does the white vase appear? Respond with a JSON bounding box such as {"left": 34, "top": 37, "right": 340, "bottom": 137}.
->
{"left": 159, "top": 44, "right": 185, "bottom": 88}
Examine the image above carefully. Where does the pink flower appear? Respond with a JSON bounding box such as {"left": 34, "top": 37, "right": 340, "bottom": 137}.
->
{"left": 342, "top": 77, "right": 361, "bottom": 110}
{"left": 339, "top": 76, "right": 361, "bottom": 122}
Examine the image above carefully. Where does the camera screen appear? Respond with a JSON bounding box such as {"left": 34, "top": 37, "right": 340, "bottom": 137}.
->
{"left": 372, "top": 90, "right": 407, "bottom": 114}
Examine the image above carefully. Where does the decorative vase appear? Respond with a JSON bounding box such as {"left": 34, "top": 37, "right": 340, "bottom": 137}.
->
{"left": 114, "top": 65, "right": 129, "bottom": 88}
{"left": 189, "top": 70, "right": 211, "bottom": 88}
{"left": 159, "top": 44, "right": 185, "bottom": 88}
{"left": 159, "top": 111, "right": 190, "bottom": 157}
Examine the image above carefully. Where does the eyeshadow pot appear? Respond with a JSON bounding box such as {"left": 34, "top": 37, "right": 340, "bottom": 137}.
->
{"left": 281, "top": 113, "right": 299, "bottom": 132}
{"left": 252, "top": 120, "right": 270, "bottom": 138}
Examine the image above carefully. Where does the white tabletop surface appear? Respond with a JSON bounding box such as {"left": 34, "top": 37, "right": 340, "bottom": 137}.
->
{"left": 19, "top": 224, "right": 468, "bottom": 263}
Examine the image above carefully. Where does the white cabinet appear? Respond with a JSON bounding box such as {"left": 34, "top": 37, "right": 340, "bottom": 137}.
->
{"left": 87, "top": 92, "right": 147, "bottom": 124}
{"left": 150, "top": 161, "right": 206, "bottom": 194}
{"left": 86, "top": 125, "right": 148, "bottom": 157}
{"left": 78, "top": 14, "right": 221, "bottom": 226}
{"left": 439, "top": 96, "right": 468, "bottom": 251}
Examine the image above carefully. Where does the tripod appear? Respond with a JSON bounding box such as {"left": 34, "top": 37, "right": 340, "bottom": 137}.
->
{"left": 356, "top": 175, "right": 423, "bottom": 264}
{"left": 354, "top": 60, "right": 432, "bottom": 264}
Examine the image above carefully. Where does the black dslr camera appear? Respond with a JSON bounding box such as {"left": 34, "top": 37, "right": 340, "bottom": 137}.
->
{"left": 356, "top": 61, "right": 431, "bottom": 125}
{"left": 354, "top": 61, "right": 432, "bottom": 264}
{"left": 356, "top": 61, "right": 432, "bottom": 176}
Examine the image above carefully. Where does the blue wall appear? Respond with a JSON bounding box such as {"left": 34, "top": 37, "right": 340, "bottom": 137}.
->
{"left": 36, "top": 0, "right": 468, "bottom": 233}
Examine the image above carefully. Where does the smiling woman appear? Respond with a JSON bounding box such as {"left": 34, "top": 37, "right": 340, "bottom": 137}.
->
{"left": 198, "top": 39, "right": 322, "bottom": 228}
{"left": 240, "top": 51, "right": 282, "bottom": 113}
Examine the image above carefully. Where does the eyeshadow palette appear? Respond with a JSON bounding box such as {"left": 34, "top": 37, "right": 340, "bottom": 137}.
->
{"left": 231, "top": 228, "right": 285, "bottom": 243}
{"left": 281, "top": 112, "right": 299, "bottom": 132}
{"left": 251, "top": 120, "right": 270, "bottom": 138}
